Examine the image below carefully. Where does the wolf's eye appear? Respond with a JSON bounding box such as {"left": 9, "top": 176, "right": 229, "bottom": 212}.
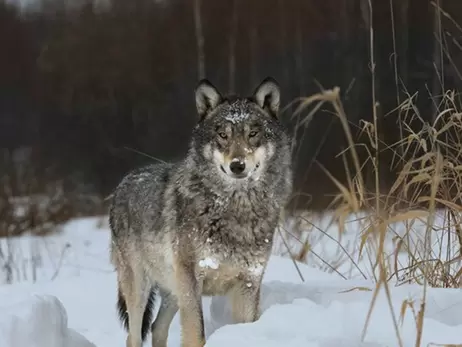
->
{"left": 249, "top": 131, "right": 258, "bottom": 138}
{"left": 218, "top": 132, "right": 228, "bottom": 139}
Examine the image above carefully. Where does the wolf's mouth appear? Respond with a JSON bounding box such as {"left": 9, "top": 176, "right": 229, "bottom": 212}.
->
{"left": 219, "top": 162, "right": 261, "bottom": 180}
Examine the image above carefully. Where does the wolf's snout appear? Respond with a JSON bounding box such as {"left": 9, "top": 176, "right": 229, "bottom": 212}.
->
{"left": 229, "top": 160, "right": 246, "bottom": 175}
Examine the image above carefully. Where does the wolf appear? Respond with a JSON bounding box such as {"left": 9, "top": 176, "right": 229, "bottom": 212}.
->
{"left": 109, "top": 77, "right": 293, "bottom": 347}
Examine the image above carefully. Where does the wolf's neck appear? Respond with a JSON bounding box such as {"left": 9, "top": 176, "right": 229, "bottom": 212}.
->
{"left": 201, "top": 170, "right": 266, "bottom": 197}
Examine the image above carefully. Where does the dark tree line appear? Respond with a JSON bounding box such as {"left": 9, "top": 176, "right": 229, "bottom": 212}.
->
{"left": 0, "top": 0, "right": 461, "bottom": 209}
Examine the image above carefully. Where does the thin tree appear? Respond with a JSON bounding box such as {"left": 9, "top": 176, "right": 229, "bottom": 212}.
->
{"left": 249, "top": 26, "right": 258, "bottom": 87}
{"left": 295, "top": 4, "right": 304, "bottom": 96}
{"left": 228, "top": 0, "right": 238, "bottom": 93}
{"left": 431, "top": 0, "right": 444, "bottom": 121}
{"left": 194, "top": 0, "right": 205, "bottom": 79}
{"left": 278, "top": 0, "right": 289, "bottom": 90}
{"left": 389, "top": 0, "right": 409, "bottom": 166}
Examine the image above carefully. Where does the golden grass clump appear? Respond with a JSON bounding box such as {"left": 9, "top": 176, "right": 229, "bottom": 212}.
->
{"left": 282, "top": 87, "right": 462, "bottom": 347}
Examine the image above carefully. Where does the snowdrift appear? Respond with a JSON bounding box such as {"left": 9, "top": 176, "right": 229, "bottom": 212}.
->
{"left": 0, "top": 295, "right": 95, "bottom": 347}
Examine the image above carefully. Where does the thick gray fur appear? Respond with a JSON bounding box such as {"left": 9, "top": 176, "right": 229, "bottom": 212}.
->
{"left": 109, "top": 77, "right": 293, "bottom": 347}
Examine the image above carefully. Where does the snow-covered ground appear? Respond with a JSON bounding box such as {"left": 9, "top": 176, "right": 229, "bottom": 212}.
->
{"left": 1, "top": 215, "right": 462, "bottom": 347}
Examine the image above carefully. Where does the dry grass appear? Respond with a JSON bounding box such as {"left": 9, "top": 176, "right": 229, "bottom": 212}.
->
{"left": 280, "top": 2, "right": 462, "bottom": 345}
{"left": 283, "top": 76, "right": 462, "bottom": 346}
{"left": 285, "top": 0, "right": 462, "bottom": 343}
{"left": 0, "top": 149, "right": 105, "bottom": 284}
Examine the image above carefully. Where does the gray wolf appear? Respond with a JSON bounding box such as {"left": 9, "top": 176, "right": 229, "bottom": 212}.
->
{"left": 109, "top": 77, "right": 293, "bottom": 347}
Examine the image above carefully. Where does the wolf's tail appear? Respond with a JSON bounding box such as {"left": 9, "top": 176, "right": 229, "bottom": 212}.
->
{"left": 117, "top": 287, "right": 157, "bottom": 342}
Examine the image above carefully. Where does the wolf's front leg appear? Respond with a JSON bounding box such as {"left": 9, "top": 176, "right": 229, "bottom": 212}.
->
{"left": 174, "top": 259, "right": 205, "bottom": 347}
{"left": 230, "top": 279, "right": 262, "bottom": 323}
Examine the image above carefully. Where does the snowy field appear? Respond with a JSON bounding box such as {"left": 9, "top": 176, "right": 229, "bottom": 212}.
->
{"left": 1, "top": 214, "right": 462, "bottom": 347}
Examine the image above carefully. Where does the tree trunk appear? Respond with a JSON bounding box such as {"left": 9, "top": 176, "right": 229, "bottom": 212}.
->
{"left": 193, "top": 0, "right": 205, "bottom": 80}
{"left": 278, "top": 0, "right": 289, "bottom": 90}
{"left": 250, "top": 27, "right": 258, "bottom": 87}
{"left": 431, "top": 0, "right": 444, "bottom": 121}
{"left": 295, "top": 5, "right": 304, "bottom": 96}
{"left": 398, "top": 0, "right": 409, "bottom": 93}
{"left": 228, "top": 0, "right": 238, "bottom": 93}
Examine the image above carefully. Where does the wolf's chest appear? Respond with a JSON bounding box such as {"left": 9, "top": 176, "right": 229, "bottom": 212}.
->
{"left": 189, "top": 190, "right": 278, "bottom": 227}
{"left": 192, "top": 202, "right": 276, "bottom": 244}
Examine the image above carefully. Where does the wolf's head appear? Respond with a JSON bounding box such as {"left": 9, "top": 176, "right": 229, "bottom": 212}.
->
{"left": 190, "top": 77, "right": 290, "bottom": 184}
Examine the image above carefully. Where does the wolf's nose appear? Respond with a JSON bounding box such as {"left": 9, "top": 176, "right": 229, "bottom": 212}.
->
{"left": 229, "top": 160, "right": 246, "bottom": 175}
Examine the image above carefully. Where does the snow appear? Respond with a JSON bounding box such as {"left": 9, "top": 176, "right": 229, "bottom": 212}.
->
{"left": 274, "top": 210, "right": 462, "bottom": 285}
{"left": 198, "top": 257, "right": 220, "bottom": 270}
{"left": 224, "top": 112, "right": 250, "bottom": 124}
{"left": 248, "top": 263, "right": 264, "bottom": 276}
{"left": 208, "top": 281, "right": 462, "bottom": 347}
{"left": 1, "top": 214, "right": 462, "bottom": 347}
{"left": 0, "top": 295, "right": 96, "bottom": 347}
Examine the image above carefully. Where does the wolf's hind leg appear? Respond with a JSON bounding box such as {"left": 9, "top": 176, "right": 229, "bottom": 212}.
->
{"left": 119, "top": 268, "right": 152, "bottom": 347}
{"left": 151, "top": 289, "right": 179, "bottom": 347}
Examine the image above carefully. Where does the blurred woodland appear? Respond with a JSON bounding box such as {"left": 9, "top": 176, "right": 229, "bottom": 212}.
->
{"left": 1, "top": 0, "right": 462, "bottom": 210}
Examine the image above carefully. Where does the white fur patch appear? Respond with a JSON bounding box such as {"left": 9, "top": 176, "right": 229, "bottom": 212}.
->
{"left": 199, "top": 257, "right": 220, "bottom": 270}
{"left": 254, "top": 143, "right": 274, "bottom": 163}
{"left": 212, "top": 148, "right": 225, "bottom": 166}
{"left": 203, "top": 144, "right": 213, "bottom": 160}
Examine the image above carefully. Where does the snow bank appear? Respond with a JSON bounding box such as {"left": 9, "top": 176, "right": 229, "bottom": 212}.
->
{"left": 206, "top": 279, "right": 462, "bottom": 347}
{"left": 0, "top": 216, "right": 111, "bottom": 285}
{"left": 1, "top": 216, "right": 462, "bottom": 347}
{"left": 0, "top": 295, "right": 95, "bottom": 347}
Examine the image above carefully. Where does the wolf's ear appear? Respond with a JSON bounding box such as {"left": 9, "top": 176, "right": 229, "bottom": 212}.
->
{"left": 252, "top": 77, "right": 280, "bottom": 117}
{"left": 195, "top": 79, "right": 223, "bottom": 119}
